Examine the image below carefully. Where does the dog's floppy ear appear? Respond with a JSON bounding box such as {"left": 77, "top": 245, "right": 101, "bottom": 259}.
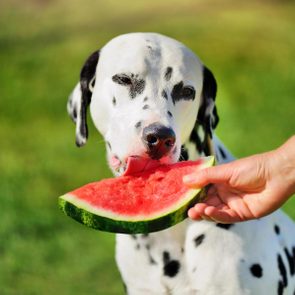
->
{"left": 67, "top": 50, "right": 100, "bottom": 147}
{"left": 197, "top": 66, "right": 219, "bottom": 138}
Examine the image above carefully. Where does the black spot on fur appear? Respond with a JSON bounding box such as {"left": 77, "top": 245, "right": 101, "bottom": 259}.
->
{"left": 189, "top": 127, "right": 203, "bottom": 154}
{"left": 106, "top": 141, "right": 112, "bottom": 150}
{"left": 72, "top": 107, "right": 77, "bottom": 121}
{"left": 194, "top": 234, "right": 205, "bottom": 247}
{"left": 131, "top": 79, "right": 145, "bottom": 98}
{"left": 75, "top": 50, "right": 100, "bottom": 147}
{"left": 162, "top": 90, "right": 168, "bottom": 100}
{"left": 250, "top": 264, "right": 263, "bottom": 278}
{"left": 145, "top": 244, "right": 157, "bottom": 265}
{"left": 274, "top": 224, "right": 281, "bottom": 235}
{"left": 163, "top": 251, "right": 170, "bottom": 263}
{"left": 189, "top": 125, "right": 212, "bottom": 156}
{"left": 197, "top": 66, "right": 219, "bottom": 139}
{"left": 162, "top": 251, "right": 180, "bottom": 277}
{"left": 179, "top": 145, "right": 189, "bottom": 161}
{"left": 164, "top": 260, "right": 180, "bottom": 277}
{"left": 150, "top": 256, "right": 157, "bottom": 265}
{"left": 216, "top": 223, "right": 234, "bottom": 230}
{"left": 143, "top": 96, "right": 148, "bottom": 102}
{"left": 277, "top": 254, "right": 288, "bottom": 294}
{"left": 135, "top": 244, "right": 140, "bottom": 250}
{"left": 131, "top": 234, "right": 137, "bottom": 240}
{"left": 167, "top": 111, "right": 173, "bottom": 117}
{"left": 112, "top": 96, "right": 116, "bottom": 106}
{"left": 112, "top": 73, "right": 145, "bottom": 99}
{"left": 90, "top": 77, "right": 96, "bottom": 89}
{"left": 284, "top": 247, "right": 295, "bottom": 276}
{"left": 135, "top": 121, "right": 142, "bottom": 129}
{"left": 112, "top": 74, "right": 132, "bottom": 86}
{"left": 164, "top": 67, "right": 173, "bottom": 81}
{"left": 80, "top": 51, "right": 99, "bottom": 101}
{"left": 218, "top": 146, "right": 227, "bottom": 159}
{"left": 171, "top": 81, "right": 195, "bottom": 104}
{"left": 278, "top": 281, "right": 284, "bottom": 295}
{"left": 143, "top": 104, "right": 149, "bottom": 110}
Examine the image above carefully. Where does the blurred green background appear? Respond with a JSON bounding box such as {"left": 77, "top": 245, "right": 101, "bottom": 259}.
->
{"left": 0, "top": 0, "right": 294, "bottom": 294}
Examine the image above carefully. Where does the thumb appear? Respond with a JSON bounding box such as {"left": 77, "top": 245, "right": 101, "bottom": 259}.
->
{"left": 183, "top": 164, "right": 232, "bottom": 187}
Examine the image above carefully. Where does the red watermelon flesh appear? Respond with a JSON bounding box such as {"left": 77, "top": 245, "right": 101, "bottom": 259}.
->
{"left": 59, "top": 156, "right": 214, "bottom": 234}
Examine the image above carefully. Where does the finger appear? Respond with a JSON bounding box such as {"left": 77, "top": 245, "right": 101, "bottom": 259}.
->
{"left": 192, "top": 203, "right": 207, "bottom": 214}
{"left": 189, "top": 203, "right": 207, "bottom": 214}
{"left": 188, "top": 204, "right": 218, "bottom": 222}
{"left": 200, "top": 208, "right": 222, "bottom": 223}
{"left": 183, "top": 165, "right": 233, "bottom": 188}
{"left": 201, "top": 186, "right": 226, "bottom": 207}
{"left": 204, "top": 206, "right": 241, "bottom": 223}
{"left": 188, "top": 208, "right": 202, "bottom": 220}
{"left": 207, "top": 184, "right": 218, "bottom": 195}
{"left": 204, "top": 194, "right": 222, "bottom": 207}
{"left": 188, "top": 203, "right": 207, "bottom": 220}
{"left": 189, "top": 205, "right": 231, "bottom": 223}
{"left": 200, "top": 214, "right": 215, "bottom": 222}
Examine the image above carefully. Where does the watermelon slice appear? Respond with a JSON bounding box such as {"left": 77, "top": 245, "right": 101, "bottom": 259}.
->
{"left": 59, "top": 156, "right": 214, "bottom": 234}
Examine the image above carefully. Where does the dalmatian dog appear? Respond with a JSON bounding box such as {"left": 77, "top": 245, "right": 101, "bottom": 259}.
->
{"left": 67, "top": 33, "right": 295, "bottom": 295}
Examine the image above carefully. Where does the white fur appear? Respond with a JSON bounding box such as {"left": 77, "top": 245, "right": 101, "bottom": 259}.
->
{"left": 89, "top": 33, "right": 204, "bottom": 174}
{"left": 69, "top": 33, "right": 295, "bottom": 294}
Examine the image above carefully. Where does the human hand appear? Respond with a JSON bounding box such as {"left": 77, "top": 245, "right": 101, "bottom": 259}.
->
{"left": 183, "top": 137, "right": 295, "bottom": 223}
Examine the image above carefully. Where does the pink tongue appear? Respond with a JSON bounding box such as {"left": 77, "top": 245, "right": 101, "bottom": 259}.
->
{"left": 123, "top": 157, "right": 161, "bottom": 176}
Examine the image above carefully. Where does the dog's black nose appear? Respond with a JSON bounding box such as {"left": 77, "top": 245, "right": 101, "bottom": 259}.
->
{"left": 142, "top": 123, "right": 176, "bottom": 159}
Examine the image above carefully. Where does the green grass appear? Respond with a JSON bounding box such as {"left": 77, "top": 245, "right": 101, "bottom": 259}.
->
{"left": 0, "top": 0, "right": 294, "bottom": 294}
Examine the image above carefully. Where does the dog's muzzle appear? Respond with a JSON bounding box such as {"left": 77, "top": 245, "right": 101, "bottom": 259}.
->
{"left": 142, "top": 123, "right": 176, "bottom": 160}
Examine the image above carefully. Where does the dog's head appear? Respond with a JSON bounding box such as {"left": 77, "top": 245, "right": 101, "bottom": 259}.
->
{"left": 67, "top": 33, "right": 218, "bottom": 175}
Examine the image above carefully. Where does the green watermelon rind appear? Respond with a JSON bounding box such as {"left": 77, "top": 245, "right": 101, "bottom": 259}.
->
{"left": 58, "top": 156, "right": 214, "bottom": 234}
{"left": 58, "top": 188, "right": 206, "bottom": 234}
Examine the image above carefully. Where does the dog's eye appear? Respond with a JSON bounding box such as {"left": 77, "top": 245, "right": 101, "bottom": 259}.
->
{"left": 181, "top": 86, "right": 195, "bottom": 98}
{"left": 112, "top": 74, "right": 133, "bottom": 86}
{"left": 171, "top": 82, "right": 196, "bottom": 104}
{"left": 119, "top": 76, "right": 132, "bottom": 85}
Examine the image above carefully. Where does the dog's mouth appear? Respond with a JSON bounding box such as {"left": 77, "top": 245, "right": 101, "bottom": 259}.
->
{"left": 123, "top": 156, "right": 161, "bottom": 176}
{"left": 110, "top": 154, "right": 176, "bottom": 176}
{"left": 110, "top": 143, "right": 180, "bottom": 176}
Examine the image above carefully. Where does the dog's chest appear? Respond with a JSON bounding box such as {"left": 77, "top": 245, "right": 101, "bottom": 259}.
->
{"left": 116, "top": 211, "right": 295, "bottom": 295}
{"left": 115, "top": 220, "right": 248, "bottom": 295}
{"left": 116, "top": 221, "right": 196, "bottom": 294}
